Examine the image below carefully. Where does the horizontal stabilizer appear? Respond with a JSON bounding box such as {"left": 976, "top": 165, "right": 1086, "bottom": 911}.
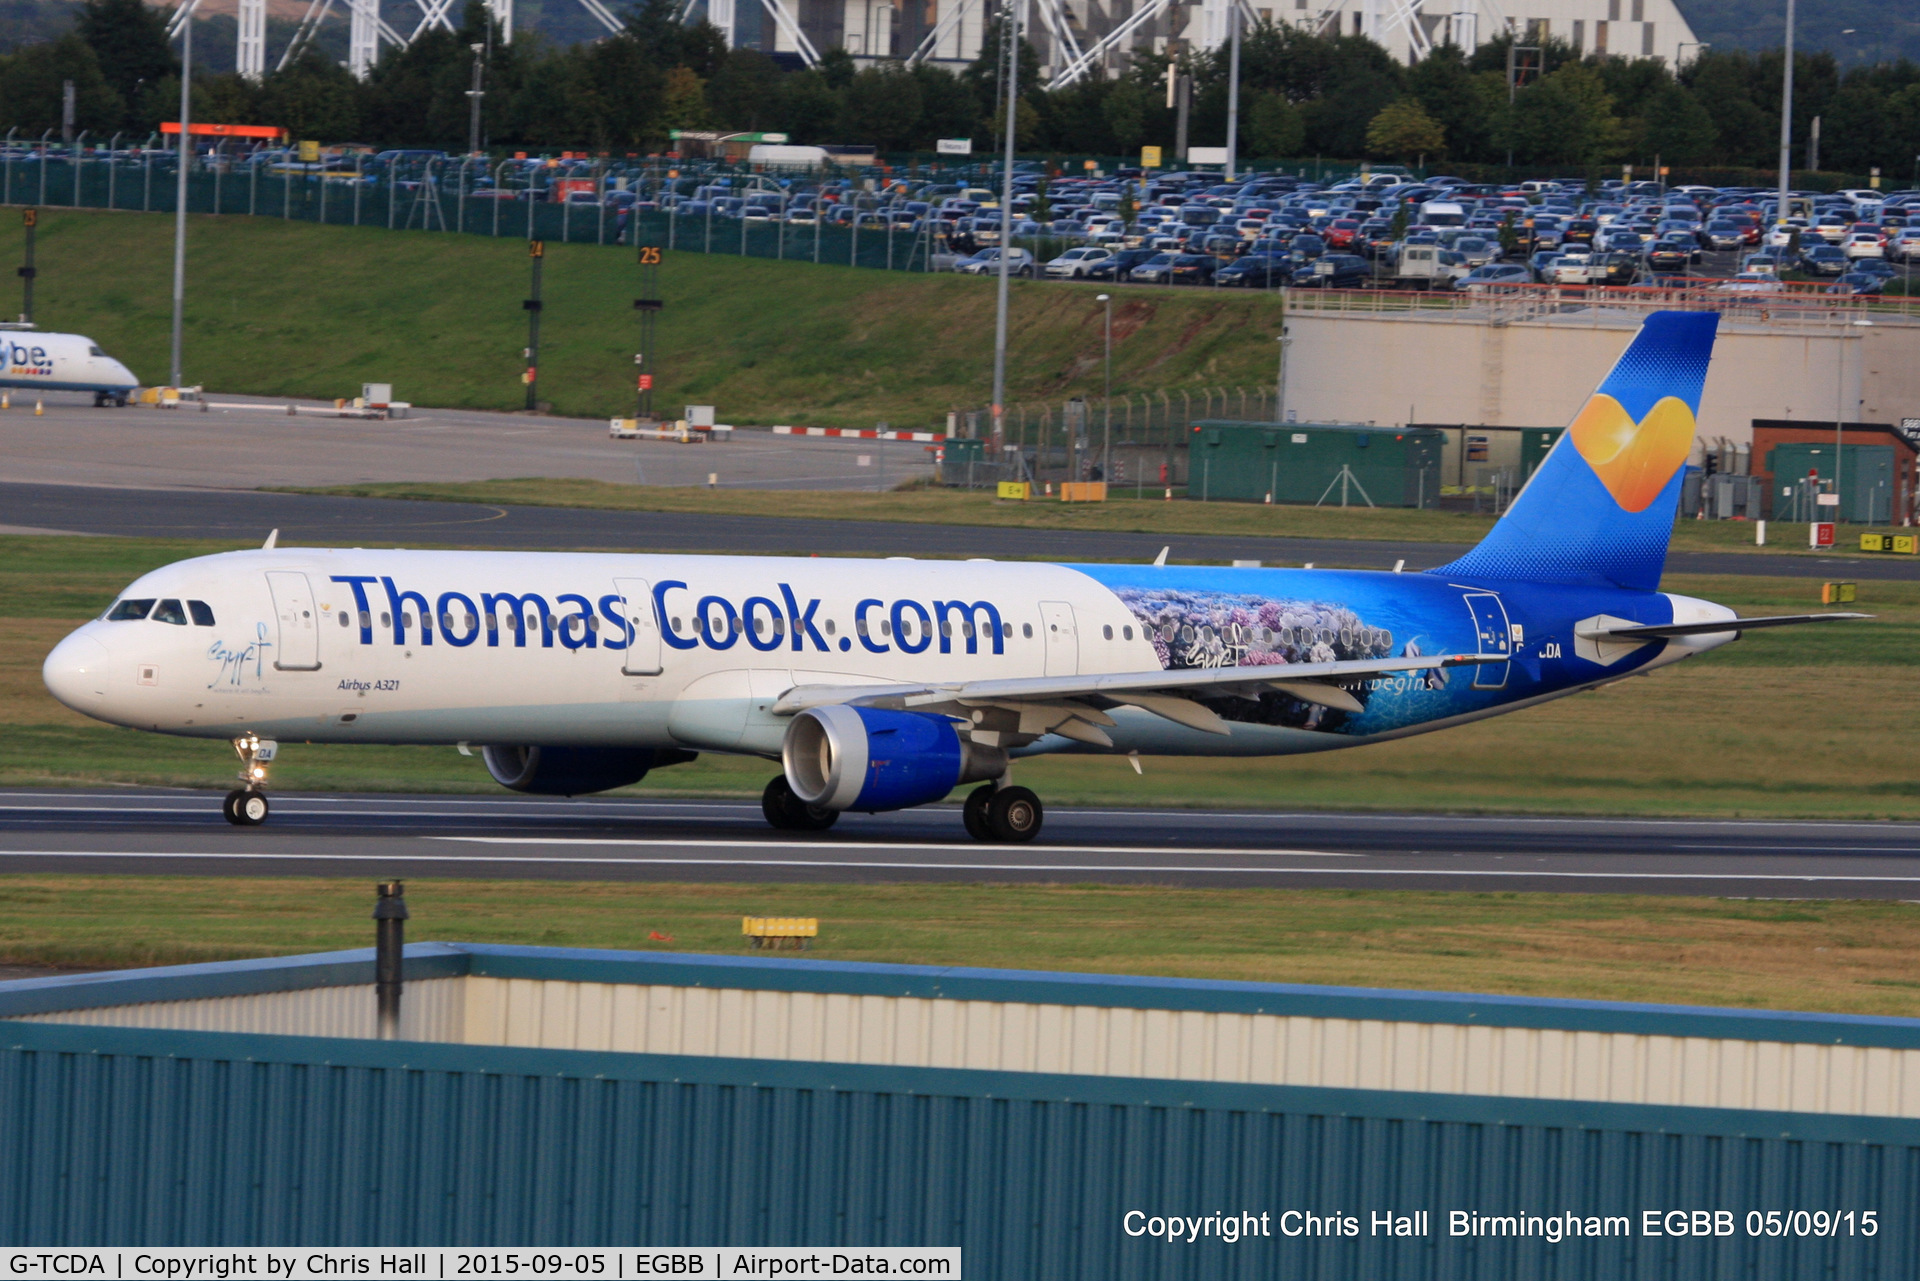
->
{"left": 1576, "top": 612, "right": 1871, "bottom": 642}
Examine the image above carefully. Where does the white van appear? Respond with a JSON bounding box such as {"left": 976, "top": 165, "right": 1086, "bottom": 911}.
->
{"left": 1418, "top": 201, "right": 1467, "bottom": 227}
{"left": 748, "top": 144, "right": 828, "bottom": 169}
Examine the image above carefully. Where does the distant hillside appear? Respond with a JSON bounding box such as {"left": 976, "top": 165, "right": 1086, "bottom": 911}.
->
{"left": 1670, "top": 0, "right": 1920, "bottom": 68}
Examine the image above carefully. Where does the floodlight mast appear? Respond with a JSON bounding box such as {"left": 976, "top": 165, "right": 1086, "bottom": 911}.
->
{"left": 169, "top": 12, "right": 191, "bottom": 389}
{"left": 1776, "top": 0, "right": 1796, "bottom": 232}
{"left": 989, "top": 0, "right": 1019, "bottom": 456}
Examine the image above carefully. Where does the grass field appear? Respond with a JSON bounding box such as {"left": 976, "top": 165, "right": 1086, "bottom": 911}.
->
{"left": 289, "top": 476, "right": 1913, "bottom": 560}
{"left": 0, "top": 211, "right": 1283, "bottom": 429}
{"left": 10, "top": 877, "right": 1920, "bottom": 1018}
{"left": 5, "top": 534, "right": 1915, "bottom": 816}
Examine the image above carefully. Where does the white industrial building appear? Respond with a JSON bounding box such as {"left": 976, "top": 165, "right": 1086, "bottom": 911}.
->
{"left": 700, "top": 0, "right": 1702, "bottom": 86}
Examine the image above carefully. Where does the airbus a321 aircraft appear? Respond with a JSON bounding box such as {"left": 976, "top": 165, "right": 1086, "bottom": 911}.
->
{"left": 42, "top": 312, "right": 1860, "bottom": 840}
{"left": 0, "top": 327, "right": 139, "bottom": 405}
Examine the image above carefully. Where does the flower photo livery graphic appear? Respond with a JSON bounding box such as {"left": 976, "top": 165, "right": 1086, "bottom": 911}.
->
{"left": 1113, "top": 586, "right": 1445, "bottom": 733}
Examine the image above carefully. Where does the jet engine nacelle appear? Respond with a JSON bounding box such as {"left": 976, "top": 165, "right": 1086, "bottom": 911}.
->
{"left": 482, "top": 744, "right": 695, "bottom": 796}
{"left": 782, "top": 705, "right": 1007, "bottom": 813}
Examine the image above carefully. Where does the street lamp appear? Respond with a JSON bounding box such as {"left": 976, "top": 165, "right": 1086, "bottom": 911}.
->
{"left": 1274, "top": 326, "right": 1292, "bottom": 426}
{"left": 1097, "top": 293, "right": 1112, "bottom": 485}
{"left": 169, "top": 8, "right": 192, "bottom": 389}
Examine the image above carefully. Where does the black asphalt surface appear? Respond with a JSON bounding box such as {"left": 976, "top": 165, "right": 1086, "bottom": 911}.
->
{"left": 4, "top": 480, "right": 1916, "bottom": 578}
{"left": 3, "top": 790, "right": 1917, "bottom": 898}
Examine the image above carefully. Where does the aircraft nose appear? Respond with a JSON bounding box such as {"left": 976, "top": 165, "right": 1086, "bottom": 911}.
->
{"left": 43, "top": 632, "right": 111, "bottom": 712}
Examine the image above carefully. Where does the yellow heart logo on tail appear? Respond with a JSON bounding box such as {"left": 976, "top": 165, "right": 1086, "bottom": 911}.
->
{"left": 1567, "top": 393, "right": 1697, "bottom": 513}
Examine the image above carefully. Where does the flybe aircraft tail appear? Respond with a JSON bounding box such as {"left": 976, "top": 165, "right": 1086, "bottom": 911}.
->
{"left": 1432, "top": 310, "right": 1719, "bottom": 593}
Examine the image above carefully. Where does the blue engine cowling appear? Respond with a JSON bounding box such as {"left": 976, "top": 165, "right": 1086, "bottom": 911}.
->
{"left": 783, "top": 706, "right": 1007, "bottom": 812}
{"left": 482, "top": 745, "right": 696, "bottom": 796}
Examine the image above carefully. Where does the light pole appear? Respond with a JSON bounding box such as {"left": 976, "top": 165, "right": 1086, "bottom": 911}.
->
{"left": 466, "top": 43, "right": 485, "bottom": 158}
{"left": 1097, "top": 293, "right": 1112, "bottom": 485}
{"left": 989, "top": 0, "right": 1019, "bottom": 455}
{"left": 1775, "top": 0, "right": 1797, "bottom": 238}
{"left": 1224, "top": 2, "right": 1241, "bottom": 182}
{"left": 169, "top": 9, "right": 192, "bottom": 389}
{"left": 1274, "top": 326, "right": 1291, "bottom": 425}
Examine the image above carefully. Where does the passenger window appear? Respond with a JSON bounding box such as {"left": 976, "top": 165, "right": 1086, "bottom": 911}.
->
{"left": 1022, "top": 623, "right": 1033, "bottom": 639}
{"left": 340, "top": 612, "right": 351, "bottom": 627}
{"left": 107, "top": 598, "right": 155, "bottom": 621}
{"left": 188, "top": 600, "right": 216, "bottom": 626}
{"left": 1103, "top": 625, "right": 1113, "bottom": 640}
{"left": 152, "top": 599, "right": 188, "bottom": 625}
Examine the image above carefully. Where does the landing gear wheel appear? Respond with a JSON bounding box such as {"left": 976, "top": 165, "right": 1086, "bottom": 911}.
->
{"left": 986, "top": 786, "right": 1043, "bottom": 843}
{"left": 225, "top": 788, "right": 269, "bottom": 826}
{"left": 761, "top": 774, "right": 838, "bottom": 832}
{"left": 963, "top": 784, "right": 995, "bottom": 841}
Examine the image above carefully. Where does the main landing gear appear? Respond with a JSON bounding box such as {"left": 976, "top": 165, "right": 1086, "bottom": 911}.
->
{"left": 964, "top": 784, "right": 1044, "bottom": 843}
{"left": 762, "top": 775, "right": 838, "bottom": 832}
{"left": 223, "top": 734, "right": 276, "bottom": 827}
{"left": 759, "top": 775, "right": 1044, "bottom": 842}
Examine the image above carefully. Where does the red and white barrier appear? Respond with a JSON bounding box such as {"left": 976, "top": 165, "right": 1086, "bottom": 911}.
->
{"left": 773, "top": 425, "right": 946, "bottom": 442}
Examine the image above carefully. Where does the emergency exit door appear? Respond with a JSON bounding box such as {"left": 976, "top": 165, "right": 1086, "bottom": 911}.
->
{"left": 613, "top": 577, "right": 663, "bottom": 675}
{"left": 1040, "top": 601, "right": 1079, "bottom": 676}
{"left": 1462, "top": 591, "right": 1511, "bottom": 689}
{"left": 266, "top": 571, "right": 321, "bottom": 671}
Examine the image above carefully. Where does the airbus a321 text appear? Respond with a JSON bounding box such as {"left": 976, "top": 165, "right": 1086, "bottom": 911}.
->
{"left": 42, "top": 313, "right": 1861, "bottom": 839}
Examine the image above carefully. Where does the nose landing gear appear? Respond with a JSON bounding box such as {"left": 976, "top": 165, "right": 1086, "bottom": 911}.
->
{"left": 224, "top": 735, "right": 277, "bottom": 827}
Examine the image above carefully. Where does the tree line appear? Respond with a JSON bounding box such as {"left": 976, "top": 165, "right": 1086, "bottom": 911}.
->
{"left": 2, "top": 0, "right": 1918, "bottom": 178}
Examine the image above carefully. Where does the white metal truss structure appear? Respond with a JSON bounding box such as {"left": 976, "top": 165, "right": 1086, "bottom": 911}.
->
{"left": 237, "top": 0, "right": 266, "bottom": 78}
{"left": 904, "top": 0, "right": 985, "bottom": 65}
{"left": 348, "top": 0, "right": 380, "bottom": 77}
{"left": 1046, "top": 0, "right": 1258, "bottom": 87}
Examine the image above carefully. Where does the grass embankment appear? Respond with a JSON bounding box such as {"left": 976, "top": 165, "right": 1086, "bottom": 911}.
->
{"left": 10, "top": 877, "right": 1920, "bottom": 1018}
{"left": 5, "top": 534, "right": 1915, "bottom": 816}
{"left": 289, "top": 477, "right": 1910, "bottom": 559}
{"left": 0, "top": 210, "right": 1279, "bottom": 428}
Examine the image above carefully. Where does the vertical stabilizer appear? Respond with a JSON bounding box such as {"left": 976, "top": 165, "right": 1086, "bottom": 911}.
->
{"left": 1432, "top": 311, "right": 1718, "bottom": 592}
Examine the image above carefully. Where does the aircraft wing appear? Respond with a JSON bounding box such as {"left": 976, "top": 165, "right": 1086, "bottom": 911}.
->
{"left": 1576, "top": 612, "right": 1870, "bottom": 641}
{"left": 771, "top": 653, "right": 1497, "bottom": 746}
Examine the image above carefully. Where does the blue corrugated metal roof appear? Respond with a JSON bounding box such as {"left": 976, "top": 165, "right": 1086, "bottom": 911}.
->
{"left": 5, "top": 941, "right": 1919, "bottom": 1050}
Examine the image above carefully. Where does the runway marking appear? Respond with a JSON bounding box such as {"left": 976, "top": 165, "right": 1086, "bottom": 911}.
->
{"left": 429, "top": 837, "right": 1362, "bottom": 857}
{"left": 1, "top": 851, "right": 1920, "bottom": 884}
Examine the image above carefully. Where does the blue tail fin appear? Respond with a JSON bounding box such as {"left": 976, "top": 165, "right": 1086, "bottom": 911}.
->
{"left": 1432, "top": 310, "right": 1719, "bottom": 592}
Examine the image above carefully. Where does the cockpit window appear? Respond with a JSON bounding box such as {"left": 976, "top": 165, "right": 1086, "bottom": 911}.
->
{"left": 152, "top": 599, "right": 188, "bottom": 625}
{"left": 88, "top": 346, "right": 106, "bottom": 357}
{"left": 188, "top": 600, "right": 215, "bottom": 626}
{"left": 107, "top": 599, "right": 155, "bottom": 621}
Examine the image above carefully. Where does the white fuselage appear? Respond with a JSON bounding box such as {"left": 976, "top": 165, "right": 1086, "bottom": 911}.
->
{"left": 41, "top": 547, "right": 1733, "bottom": 764}
{"left": 0, "top": 331, "right": 139, "bottom": 398}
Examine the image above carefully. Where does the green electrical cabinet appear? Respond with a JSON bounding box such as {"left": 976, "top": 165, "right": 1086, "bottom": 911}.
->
{"left": 1519, "top": 426, "right": 1565, "bottom": 481}
{"left": 1188, "top": 421, "right": 1447, "bottom": 507}
{"left": 1765, "top": 442, "right": 1896, "bottom": 523}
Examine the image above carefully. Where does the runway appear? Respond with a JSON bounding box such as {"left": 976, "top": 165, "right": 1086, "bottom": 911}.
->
{"left": 3, "top": 790, "right": 1918, "bottom": 898}
{"left": 4, "top": 480, "right": 1913, "bottom": 578}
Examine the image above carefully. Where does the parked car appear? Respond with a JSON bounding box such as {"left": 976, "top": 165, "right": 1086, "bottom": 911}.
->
{"left": 1455, "top": 262, "right": 1532, "bottom": 292}
{"left": 955, "top": 247, "right": 1036, "bottom": 277}
{"left": 1646, "top": 240, "right": 1693, "bottom": 273}
{"left": 1798, "top": 244, "right": 1848, "bottom": 276}
{"left": 1843, "top": 230, "right": 1886, "bottom": 259}
{"left": 1042, "top": 247, "right": 1114, "bottom": 278}
{"left": 1082, "top": 248, "right": 1161, "bottom": 282}
{"left": 1829, "top": 271, "right": 1886, "bottom": 295}
{"left": 1216, "top": 254, "right": 1289, "bottom": 287}
{"left": 1295, "top": 253, "right": 1372, "bottom": 288}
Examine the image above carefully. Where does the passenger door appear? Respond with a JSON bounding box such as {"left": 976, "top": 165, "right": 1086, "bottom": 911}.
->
{"left": 1040, "top": 601, "right": 1079, "bottom": 676}
{"left": 265, "top": 571, "right": 321, "bottom": 671}
{"left": 1462, "top": 592, "right": 1511, "bottom": 690}
{"left": 613, "top": 577, "right": 663, "bottom": 676}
